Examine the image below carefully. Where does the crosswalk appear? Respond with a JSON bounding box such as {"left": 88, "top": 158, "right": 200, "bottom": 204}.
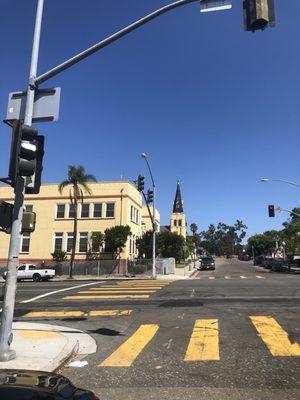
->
{"left": 194, "top": 275, "right": 266, "bottom": 280}
{"left": 63, "top": 280, "right": 173, "bottom": 300}
{"left": 98, "top": 316, "right": 299, "bottom": 367}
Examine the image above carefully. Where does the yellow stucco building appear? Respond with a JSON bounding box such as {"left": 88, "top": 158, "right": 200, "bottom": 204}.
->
{"left": 0, "top": 181, "right": 160, "bottom": 265}
{"left": 141, "top": 205, "right": 160, "bottom": 233}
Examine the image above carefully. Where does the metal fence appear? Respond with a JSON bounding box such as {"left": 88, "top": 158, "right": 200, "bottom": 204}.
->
{"left": 127, "top": 259, "right": 153, "bottom": 275}
{"left": 54, "top": 259, "right": 124, "bottom": 276}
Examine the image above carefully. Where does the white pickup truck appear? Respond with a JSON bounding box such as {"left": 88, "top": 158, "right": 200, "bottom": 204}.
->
{"left": 3, "top": 264, "right": 55, "bottom": 282}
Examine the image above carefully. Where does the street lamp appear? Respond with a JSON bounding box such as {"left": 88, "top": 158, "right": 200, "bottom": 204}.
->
{"left": 141, "top": 153, "right": 156, "bottom": 279}
{"left": 260, "top": 178, "right": 300, "bottom": 188}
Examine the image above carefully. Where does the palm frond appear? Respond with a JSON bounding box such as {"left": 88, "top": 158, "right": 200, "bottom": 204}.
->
{"left": 58, "top": 180, "right": 70, "bottom": 194}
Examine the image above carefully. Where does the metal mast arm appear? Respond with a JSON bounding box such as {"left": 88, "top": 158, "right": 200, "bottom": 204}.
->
{"left": 34, "top": 0, "right": 198, "bottom": 85}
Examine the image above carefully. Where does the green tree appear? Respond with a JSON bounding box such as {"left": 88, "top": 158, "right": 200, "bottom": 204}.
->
{"left": 51, "top": 249, "right": 67, "bottom": 262}
{"left": 104, "top": 225, "right": 132, "bottom": 259}
{"left": 200, "top": 220, "right": 247, "bottom": 256}
{"left": 59, "top": 165, "right": 96, "bottom": 278}
{"left": 190, "top": 223, "right": 198, "bottom": 236}
{"left": 136, "top": 231, "right": 154, "bottom": 259}
{"left": 158, "top": 231, "right": 185, "bottom": 262}
{"left": 87, "top": 231, "right": 105, "bottom": 260}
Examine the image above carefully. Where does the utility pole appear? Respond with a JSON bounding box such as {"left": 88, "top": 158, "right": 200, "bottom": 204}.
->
{"left": 141, "top": 153, "right": 156, "bottom": 279}
{"left": 0, "top": 0, "right": 44, "bottom": 361}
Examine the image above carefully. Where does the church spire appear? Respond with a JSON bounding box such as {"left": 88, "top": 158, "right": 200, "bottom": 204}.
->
{"left": 173, "top": 181, "right": 184, "bottom": 213}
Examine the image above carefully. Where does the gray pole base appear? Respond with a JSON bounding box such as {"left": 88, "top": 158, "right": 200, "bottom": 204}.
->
{"left": 0, "top": 349, "right": 16, "bottom": 361}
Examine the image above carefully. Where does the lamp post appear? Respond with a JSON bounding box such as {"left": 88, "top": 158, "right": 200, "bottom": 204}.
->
{"left": 141, "top": 153, "right": 156, "bottom": 279}
{"left": 260, "top": 178, "right": 300, "bottom": 188}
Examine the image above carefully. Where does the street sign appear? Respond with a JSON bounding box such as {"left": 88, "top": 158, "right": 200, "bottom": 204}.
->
{"left": 5, "top": 87, "right": 61, "bottom": 123}
{"left": 200, "top": 0, "right": 232, "bottom": 12}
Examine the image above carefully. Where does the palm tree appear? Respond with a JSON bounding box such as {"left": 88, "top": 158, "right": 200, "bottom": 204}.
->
{"left": 190, "top": 223, "right": 198, "bottom": 236}
{"left": 59, "top": 165, "right": 97, "bottom": 278}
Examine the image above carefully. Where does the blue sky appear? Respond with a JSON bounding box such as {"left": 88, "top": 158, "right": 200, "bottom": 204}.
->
{"left": 1, "top": 0, "right": 299, "bottom": 237}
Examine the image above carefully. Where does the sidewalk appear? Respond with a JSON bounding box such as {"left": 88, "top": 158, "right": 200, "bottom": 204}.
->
{"left": 0, "top": 322, "right": 96, "bottom": 372}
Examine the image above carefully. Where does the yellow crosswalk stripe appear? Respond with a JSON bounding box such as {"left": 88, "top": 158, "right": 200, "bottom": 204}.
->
{"left": 89, "top": 310, "right": 132, "bottom": 316}
{"left": 250, "top": 316, "right": 300, "bottom": 356}
{"left": 78, "top": 290, "right": 156, "bottom": 294}
{"left": 224, "top": 276, "right": 232, "bottom": 279}
{"left": 184, "top": 319, "right": 220, "bottom": 361}
{"left": 208, "top": 277, "right": 215, "bottom": 280}
{"left": 256, "top": 275, "right": 265, "bottom": 279}
{"left": 100, "top": 324, "right": 159, "bottom": 367}
{"left": 23, "top": 310, "right": 132, "bottom": 318}
{"left": 89, "top": 286, "right": 164, "bottom": 293}
{"left": 64, "top": 294, "right": 150, "bottom": 299}
{"left": 240, "top": 276, "right": 248, "bottom": 279}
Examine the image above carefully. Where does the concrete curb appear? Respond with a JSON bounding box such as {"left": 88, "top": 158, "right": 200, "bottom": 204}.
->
{"left": 0, "top": 322, "right": 97, "bottom": 372}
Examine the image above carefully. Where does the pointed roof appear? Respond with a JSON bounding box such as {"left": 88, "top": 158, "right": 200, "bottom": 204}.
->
{"left": 173, "top": 181, "right": 184, "bottom": 213}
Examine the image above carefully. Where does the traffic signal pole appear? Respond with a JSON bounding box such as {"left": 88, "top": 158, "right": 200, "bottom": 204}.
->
{"left": 0, "top": 0, "right": 44, "bottom": 361}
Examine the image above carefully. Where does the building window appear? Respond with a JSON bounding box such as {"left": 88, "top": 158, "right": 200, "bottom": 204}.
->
{"left": 174, "top": 220, "right": 177, "bottom": 226}
{"left": 106, "top": 203, "right": 115, "bottom": 218}
{"left": 136, "top": 210, "right": 139, "bottom": 224}
{"left": 25, "top": 205, "right": 33, "bottom": 212}
{"left": 67, "top": 232, "right": 74, "bottom": 253}
{"left": 91, "top": 232, "right": 102, "bottom": 253}
{"left": 131, "top": 206, "right": 134, "bottom": 221}
{"left": 56, "top": 204, "right": 65, "bottom": 219}
{"left": 69, "top": 204, "right": 75, "bottom": 219}
{"left": 81, "top": 203, "right": 90, "bottom": 218}
{"left": 54, "top": 232, "right": 63, "bottom": 251}
{"left": 21, "top": 233, "right": 30, "bottom": 252}
{"left": 178, "top": 220, "right": 182, "bottom": 227}
{"left": 93, "top": 203, "right": 102, "bottom": 218}
{"left": 79, "top": 232, "right": 88, "bottom": 253}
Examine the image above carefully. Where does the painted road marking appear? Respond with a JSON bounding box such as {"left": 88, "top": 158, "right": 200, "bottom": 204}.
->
{"left": 20, "top": 282, "right": 103, "bottom": 304}
{"left": 184, "top": 319, "right": 219, "bottom": 361}
{"left": 208, "top": 277, "right": 215, "bottom": 280}
{"left": 64, "top": 294, "right": 150, "bottom": 300}
{"left": 78, "top": 290, "right": 156, "bottom": 294}
{"left": 18, "top": 330, "right": 62, "bottom": 339}
{"left": 240, "top": 276, "right": 248, "bottom": 279}
{"left": 23, "top": 310, "right": 132, "bottom": 318}
{"left": 224, "top": 276, "right": 232, "bottom": 280}
{"left": 100, "top": 324, "right": 159, "bottom": 367}
{"left": 256, "top": 275, "right": 265, "bottom": 279}
{"left": 250, "top": 316, "right": 300, "bottom": 356}
{"left": 89, "top": 286, "right": 164, "bottom": 291}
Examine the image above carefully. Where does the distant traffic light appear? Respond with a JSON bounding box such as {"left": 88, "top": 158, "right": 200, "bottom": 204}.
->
{"left": 137, "top": 175, "right": 145, "bottom": 192}
{"left": 243, "top": 0, "right": 275, "bottom": 32}
{"left": 268, "top": 204, "right": 275, "bottom": 217}
{"left": 9, "top": 120, "right": 44, "bottom": 194}
{"left": 147, "top": 189, "right": 154, "bottom": 204}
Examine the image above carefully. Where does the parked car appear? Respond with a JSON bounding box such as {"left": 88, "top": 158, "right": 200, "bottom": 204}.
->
{"left": 270, "top": 259, "right": 290, "bottom": 273}
{"left": 253, "top": 255, "right": 265, "bottom": 266}
{"left": 238, "top": 254, "right": 250, "bottom": 261}
{"left": 198, "top": 257, "right": 215, "bottom": 270}
{"left": 3, "top": 264, "right": 55, "bottom": 282}
{"left": 0, "top": 369, "right": 99, "bottom": 399}
{"left": 262, "top": 257, "right": 274, "bottom": 269}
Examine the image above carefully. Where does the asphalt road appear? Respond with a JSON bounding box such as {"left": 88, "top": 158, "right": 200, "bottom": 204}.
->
{"left": 3, "top": 258, "right": 300, "bottom": 400}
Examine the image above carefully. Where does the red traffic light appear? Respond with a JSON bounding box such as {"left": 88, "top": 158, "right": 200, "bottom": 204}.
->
{"left": 268, "top": 205, "right": 275, "bottom": 217}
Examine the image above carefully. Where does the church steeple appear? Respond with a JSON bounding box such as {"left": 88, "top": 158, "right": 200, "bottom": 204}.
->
{"left": 170, "top": 181, "right": 186, "bottom": 239}
{"left": 173, "top": 181, "right": 184, "bottom": 213}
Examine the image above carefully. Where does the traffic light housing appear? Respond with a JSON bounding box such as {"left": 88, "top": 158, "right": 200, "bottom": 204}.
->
{"left": 147, "top": 189, "right": 154, "bottom": 204}
{"left": 0, "top": 201, "right": 13, "bottom": 233}
{"left": 9, "top": 120, "right": 44, "bottom": 194}
{"left": 268, "top": 204, "right": 275, "bottom": 217}
{"left": 137, "top": 175, "right": 145, "bottom": 192}
{"left": 243, "top": 0, "right": 275, "bottom": 32}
